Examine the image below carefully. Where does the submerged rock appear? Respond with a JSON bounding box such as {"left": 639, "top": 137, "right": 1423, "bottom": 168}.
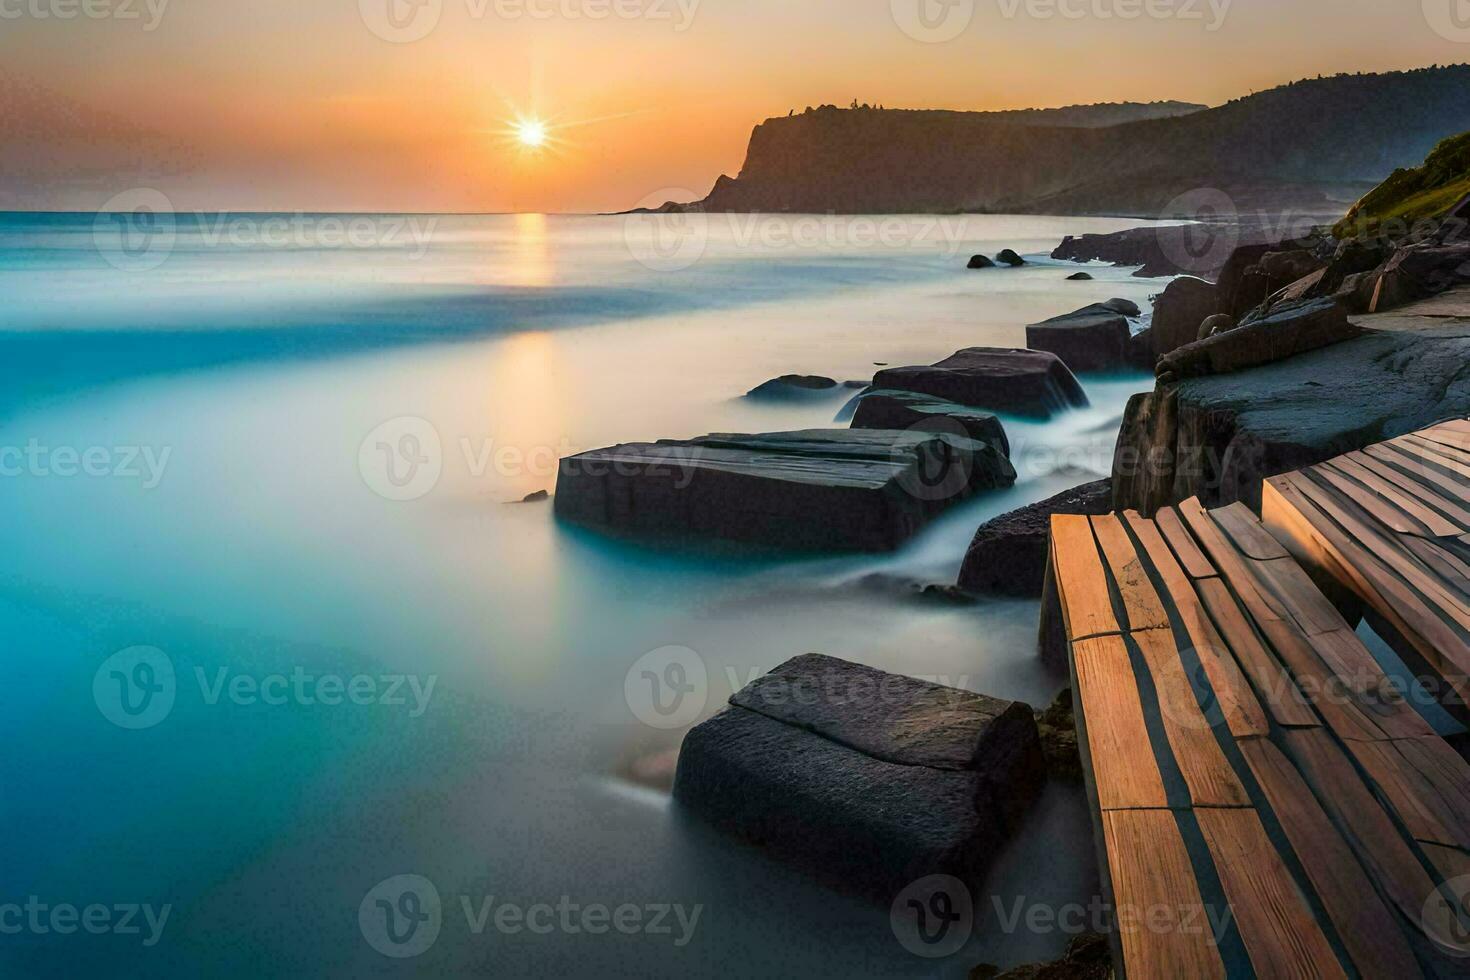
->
{"left": 969, "top": 254, "right": 997, "bottom": 269}
{"left": 1066, "top": 272, "right": 1095, "bottom": 281}
{"left": 873, "top": 348, "right": 1088, "bottom": 420}
{"left": 957, "top": 480, "right": 1113, "bottom": 597}
{"left": 1034, "top": 688, "right": 1081, "bottom": 781}
{"left": 746, "top": 375, "right": 840, "bottom": 400}
{"left": 556, "top": 428, "right": 1016, "bottom": 553}
{"left": 996, "top": 249, "right": 1027, "bottom": 267}
{"left": 674, "top": 654, "right": 1044, "bottom": 902}
{"left": 972, "top": 932, "right": 1113, "bottom": 980}
{"left": 1026, "top": 304, "right": 1133, "bottom": 373}
{"left": 850, "top": 390, "right": 1011, "bottom": 455}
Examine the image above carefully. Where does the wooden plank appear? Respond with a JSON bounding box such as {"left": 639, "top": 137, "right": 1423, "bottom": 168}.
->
{"left": 1051, "top": 515, "right": 1120, "bottom": 641}
{"left": 1366, "top": 442, "right": 1470, "bottom": 507}
{"left": 1330, "top": 455, "right": 1464, "bottom": 537}
{"left": 1126, "top": 512, "right": 1271, "bottom": 738}
{"left": 1237, "top": 738, "right": 1422, "bottom": 978}
{"left": 1395, "top": 435, "right": 1470, "bottom": 480}
{"left": 1156, "top": 505, "right": 1218, "bottom": 579}
{"left": 1194, "top": 807, "right": 1348, "bottom": 980}
{"left": 1310, "top": 463, "right": 1428, "bottom": 536}
{"left": 1422, "top": 425, "right": 1470, "bottom": 453}
{"left": 1251, "top": 557, "right": 1345, "bottom": 636}
{"left": 1301, "top": 628, "right": 1435, "bottom": 741}
{"left": 1212, "top": 502, "right": 1292, "bottom": 561}
{"left": 1196, "top": 578, "right": 1320, "bottom": 730}
{"left": 1256, "top": 619, "right": 1390, "bottom": 742}
{"left": 1403, "top": 535, "right": 1470, "bottom": 596}
{"left": 1133, "top": 628, "right": 1252, "bottom": 807}
{"left": 1280, "top": 728, "right": 1455, "bottom": 931}
{"left": 1178, "top": 497, "right": 1289, "bottom": 625}
{"left": 1073, "top": 633, "right": 1169, "bottom": 810}
{"left": 1090, "top": 514, "right": 1170, "bottom": 633}
{"left": 1353, "top": 449, "right": 1470, "bottom": 529}
{"left": 1347, "top": 738, "right": 1470, "bottom": 851}
{"left": 1102, "top": 809, "right": 1227, "bottom": 979}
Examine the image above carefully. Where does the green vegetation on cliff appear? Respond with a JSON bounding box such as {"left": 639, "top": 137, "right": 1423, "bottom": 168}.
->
{"left": 1335, "top": 130, "right": 1470, "bottom": 237}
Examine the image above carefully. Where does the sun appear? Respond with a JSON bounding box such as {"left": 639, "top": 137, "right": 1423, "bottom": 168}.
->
{"left": 516, "top": 119, "right": 548, "bottom": 148}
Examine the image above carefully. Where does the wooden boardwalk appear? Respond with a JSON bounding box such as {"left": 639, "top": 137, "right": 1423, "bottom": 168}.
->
{"left": 1049, "top": 449, "right": 1470, "bottom": 976}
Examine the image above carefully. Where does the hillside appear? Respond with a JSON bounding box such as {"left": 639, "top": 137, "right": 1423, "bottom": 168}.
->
{"left": 1333, "top": 129, "right": 1470, "bottom": 237}
{"left": 687, "top": 66, "right": 1470, "bottom": 217}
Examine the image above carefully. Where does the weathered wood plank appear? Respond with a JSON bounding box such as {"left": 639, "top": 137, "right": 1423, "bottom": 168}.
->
{"left": 1195, "top": 807, "right": 1348, "bottom": 980}
{"left": 1251, "top": 557, "right": 1345, "bottom": 637}
{"left": 1157, "top": 505, "right": 1218, "bottom": 579}
{"left": 1237, "top": 737, "right": 1422, "bottom": 978}
{"left": 1051, "top": 514, "right": 1121, "bottom": 641}
{"left": 1311, "top": 463, "right": 1428, "bottom": 536}
{"left": 1395, "top": 435, "right": 1470, "bottom": 480}
{"left": 1178, "top": 497, "right": 1289, "bottom": 625}
{"left": 1212, "top": 502, "right": 1292, "bottom": 561}
{"left": 1102, "top": 809, "right": 1227, "bottom": 979}
{"left": 1366, "top": 442, "right": 1470, "bottom": 508}
{"left": 1090, "top": 514, "right": 1170, "bottom": 633}
{"left": 1133, "top": 627, "right": 1252, "bottom": 807}
{"left": 1126, "top": 512, "right": 1271, "bottom": 738}
{"left": 1330, "top": 455, "right": 1464, "bottom": 537}
{"left": 1352, "top": 449, "right": 1470, "bottom": 529}
{"left": 1196, "top": 578, "right": 1319, "bottom": 730}
{"left": 1073, "top": 633, "right": 1169, "bottom": 810}
{"left": 1421, "top": 425, "right": 1470, "bottom": 453}
{"left": 1348, "top": 737, "right": 1470, "bottom": 851}
{"left": 1280, "top": 728, "right": 1455, "bottom": 932}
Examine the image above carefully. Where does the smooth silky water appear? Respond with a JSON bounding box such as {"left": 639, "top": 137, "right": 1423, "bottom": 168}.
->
{"left": 0, "top": 212, "right": 1167, "bottom": 977}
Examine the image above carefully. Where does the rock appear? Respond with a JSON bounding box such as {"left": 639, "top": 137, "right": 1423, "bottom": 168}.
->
{"left": 1026, "top": 304, "right": 1133, "bottom": 373}
{"left": 996, "top": 249, "right": 1027, "bottom": 267}
{"left": 972, "top": 933, "right": 1113, "bottom": 980}
{"left": 851, "top": 390, "right": 1011, "bottom": 455}
{"left": 746, "top": 375, "right": 840, "bottom": 399}
{"left": 1196, "top": 313, "right": 1237, "bottom": 341}
{"left": 1156, "top": 298, "right": 1359, "bottom": 384}
{"left": 556, "top": 428, "right": 1017, "bottom": 553}
{"left": 1127, "top": 327, "right": 1155, "bottom": 371}
{"left": 968, "top": 254, "right": 997, "bottom": 269}
{"left": 1336, "top": 271, "right": 1381, "bottom": 313}
{"left": 518, "top": 490, "right": 550, "bottom": 504}
{"left": 1034, "top": 688, "right": 1081, "bottom": 781}
{"left": 843, "top": 379, "right": 869, "bottom": 389}
{"left": 1370, "top": 244, "right": 1470, "bottom": 312}
{"left": 1267, "top": 269, "right": 1327, "bottom": 309}
{"left": 1257, "top": 249, "right": 1322, "bottom": 283}
{"left": 874, "top": 348, "right": 1089, "bottom": 420}
{"left": 1150, "top": 276, "right": 1220, "bottom": 359}
{"left": 1217, "top": 239, "right": 1319, "bottom": 318}
{"left": 1100, "top": 297, "right": 1141, "bottom": 317}
{"left": 1066, "top": 272, "right": 1094, "bottom": 281}
{"left": 1111, "top": 316, "right": 1470, "bottom": 514}
{"left": 674, "top": 654, "right": 1044, "bottom": 901}
{"left": 957, "top": 480, "right": 1113, "bottom": 597}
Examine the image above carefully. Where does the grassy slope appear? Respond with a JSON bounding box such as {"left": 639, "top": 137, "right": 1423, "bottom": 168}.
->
{"left": 1335, "top": 130, "right": 1470, "bottom": 237}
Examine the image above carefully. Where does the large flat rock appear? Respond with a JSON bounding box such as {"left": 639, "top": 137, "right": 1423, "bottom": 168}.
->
{"left": 1025, "top": 304, "right": 1135, "bottom": 373}
{"left": 556, "top": 428, "right": 1016, "bottom": 552}
{"left": 849, "top": 389, "right": 1010, "bottom": 454}
{"left": 674, "top": 655, "right": 1043, "bottom": 902}
{"left": 1112, "top": 317, "right": 1470, "bottom": 513}
{"left": 873, "top": 348, "right": 1088, "bottom": 420}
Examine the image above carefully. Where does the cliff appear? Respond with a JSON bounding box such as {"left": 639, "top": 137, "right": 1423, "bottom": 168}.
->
{"left": 690, "top": 66, "right": 1470, "bottom": 216}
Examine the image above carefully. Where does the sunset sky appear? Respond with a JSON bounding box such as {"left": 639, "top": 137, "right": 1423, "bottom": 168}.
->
{"left": 3, "top": 0, "right": 1465, "bottom": 212}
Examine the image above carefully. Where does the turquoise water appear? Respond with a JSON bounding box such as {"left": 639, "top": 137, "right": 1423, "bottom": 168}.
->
{"left": 0, "top": 211, "right": 1162, "bottom": 978}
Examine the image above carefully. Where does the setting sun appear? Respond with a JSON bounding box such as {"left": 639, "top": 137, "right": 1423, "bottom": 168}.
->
{"left": 517, "top": 119, "right": 548, "bottom": 148}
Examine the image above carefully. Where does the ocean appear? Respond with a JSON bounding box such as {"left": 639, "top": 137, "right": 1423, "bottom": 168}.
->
{"left": 0, "top": 210, "right": 1167, "bottom": 978}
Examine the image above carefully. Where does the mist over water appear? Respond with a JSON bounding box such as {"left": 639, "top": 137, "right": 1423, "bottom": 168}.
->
{"left": 0, "top": 212, "right": 1163, "bottom": 978}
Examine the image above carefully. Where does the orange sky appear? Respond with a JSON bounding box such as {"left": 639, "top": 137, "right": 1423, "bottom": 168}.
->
{"left": 2, "top": 0, "right": 1465, "bottom": 212}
